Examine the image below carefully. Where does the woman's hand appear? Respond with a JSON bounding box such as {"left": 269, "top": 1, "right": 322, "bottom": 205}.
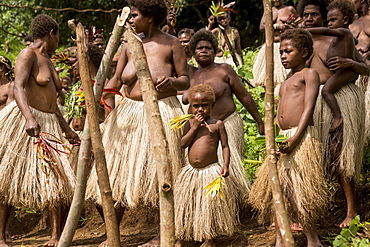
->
{"left": 25, "top": 118, "right": 40, "bottom": 137}
{"left": 156, "top": 76, "right": 174, "bottom": 92}
{"left": 65, "top": 130, "right": 81, "bottom": 145}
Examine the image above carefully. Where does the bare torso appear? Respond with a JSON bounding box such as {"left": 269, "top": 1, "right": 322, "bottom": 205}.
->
{"left": 189, "top": 64, "right": 235, "bottom": 120}
{"left": 0, "top": 82, "right": 13, "bottom": 110}
{"left": 327, "top": 28, "right": 356, "bottom": 61}
{"left": 277, "top": 68, "right": 313, "bottom": 130}
{"left": 187, "top": 118, "right": 221, "bottom": 168}
{"left": 121, "top": 33, "right": 183, "bottom": 100}
{"left": 272, "top": 6, "right": 296, "bottom": 42}
{"left": 350, "top": 15, "right": 370, "bottom": 63}
{"left": 310, "top": 35, "right": 335, "bottom": 84}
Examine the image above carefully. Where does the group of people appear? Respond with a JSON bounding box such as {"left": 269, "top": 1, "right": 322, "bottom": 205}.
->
{"left": 0, "top": 0, "right": 369, "bottom": 247}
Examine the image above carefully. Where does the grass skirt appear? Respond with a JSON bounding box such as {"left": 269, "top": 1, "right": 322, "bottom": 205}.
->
{"left": 252, "top": 43, "right": 290, "bottom": 87}
{"left": 314, "top": 83, "right": 365, "bottom": 181}
{"left": 217, "top": 111, "right": 250, "bottom": 202}
{"left": 86, "top": 96, "right": 185, "bottom": 208}
{"left": 248, "top": 126, "right": 327, "bottom": 226}
{"left": 175, "top": 163, "right": 239, "bottom": 241}
{"left": 0, "top": 101, "right": 76, "bottom": 209}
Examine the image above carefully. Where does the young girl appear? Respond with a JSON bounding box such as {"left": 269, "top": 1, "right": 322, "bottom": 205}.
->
{"left": 175, "top": 84, "right": 243, "bottom": 247}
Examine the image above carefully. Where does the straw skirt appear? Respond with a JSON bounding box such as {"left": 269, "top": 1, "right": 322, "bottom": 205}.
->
{"left": 86, "top": 96, "right": 185, "bottom": 208}
{"left": 314, "top": 83, "right": 365, "bottom": 181}
{"left": 175, "top": 163, "right": 239, "bottom": 242}
{"left": 248, "top": 126, "right": 327, "bottom": 226}
{"left": 0, "top": 101, "right": 76, "bottom": 209}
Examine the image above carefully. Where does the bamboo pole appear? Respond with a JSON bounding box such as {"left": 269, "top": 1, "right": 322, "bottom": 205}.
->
{"left": 58, "top": 8, "right": 130, "bottom": 247}
{"left": 262, "top": 0, "right": 295, "bottom": 246}
{"left": 125, "top": 27, "right": 175, "bottom": 247}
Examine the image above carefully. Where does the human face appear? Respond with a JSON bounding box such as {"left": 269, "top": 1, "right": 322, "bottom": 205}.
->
{"left": 178, "top": 33, "right": 192, "bottom": 55}
{"left": 327, "top": 8, "right": 347, "bottom": 28}
{"left": 352, "top": 0, "right": 362, "bottom": 13}
{"left": 62, "top": 77, "right": 71, "bottom": 89}
{"left": 303, "top": 5, "right": 324, "bottom": 27}
{"left": 129, "top": 7, "right": 150, "bottom": 34}
{"left": 216, "top": 13, "right": 230, "bottom": 28}
{"left": 273, "top": 0, "right": 284, "bottom": 7}
{"left": 189, "top": 92, "right": 212, "bottom": 118}
{"left": 280, "top": 39, "right": 306, "bottom": 70}
{"left": 194, "top": 40, "right": 215, "bottom": 65}
{"left": 92, "top": 38, "right": 105, "bottom": 50}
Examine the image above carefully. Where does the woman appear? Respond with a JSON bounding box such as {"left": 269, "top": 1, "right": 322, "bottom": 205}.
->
{"left": 183, "top": 29, "right": 264, "bottom": 203}
{"left": 0, "top": 14, "right": 79, "bottom": 247}
{"left": 0, "top": 56, "right": 14, "bottom": 110}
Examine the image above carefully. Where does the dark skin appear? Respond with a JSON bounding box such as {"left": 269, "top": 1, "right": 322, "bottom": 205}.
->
{"left": 183, "top": 40, "right": 264, "bottom": 135}
{"left": 275, "top": 39, "right": 321, "bottom": 247}
{"left": 178, "top": 32, "right": 192, "bottom": 62}
{"left": 260, "top": 0, "right": 297, "bottom": 42}
{"left": 6, "top": 29, "right": 80, "bottom": 247}
{"left": 0, "top": 64, "right": 14, "bottom": 111}
{"left": 303, "top": 3, "right": 370, "bottom": 228}
{"left": 308, "top": 8, "right": 358, "bottom": 132}
{"left": 176, "top": 92, "right": 229, "bottom": 247}
{"left": 350, "top": 0, "right": 370, "bottom": 65}
{"left": 208, "top": 13, "right": 243, "bottom": 63}
{"left": 98, "top": 6, "right": 189, "bottom": 247}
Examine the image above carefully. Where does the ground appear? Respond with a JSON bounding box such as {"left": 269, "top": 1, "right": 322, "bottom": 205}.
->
{"left": 7, "top": 183, "right": 370, "bottom": 247}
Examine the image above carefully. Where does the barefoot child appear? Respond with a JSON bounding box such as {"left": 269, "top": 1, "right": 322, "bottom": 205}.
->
{"left": 307, "top": 0, "right": 358, "bottom": 132}
{"left": 249, "top": 29, "right": 328, "bottom": 246}
{"left": 175, "top": 84, "right": 241, "bottom": 247}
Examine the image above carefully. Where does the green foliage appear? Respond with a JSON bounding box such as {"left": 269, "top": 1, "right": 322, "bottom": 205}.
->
{"left": 332, "top": 216, "right": 370, "bottom": 247}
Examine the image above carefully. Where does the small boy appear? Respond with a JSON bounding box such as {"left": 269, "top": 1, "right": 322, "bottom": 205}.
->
{"left": 307, "top": 0, "right": 358, "bottom": 132}
{"left": 249, "top": 29, "right": 328, "bottom": 246}
{"left": 175, "top": 84, "right": 241, "bottom": 247}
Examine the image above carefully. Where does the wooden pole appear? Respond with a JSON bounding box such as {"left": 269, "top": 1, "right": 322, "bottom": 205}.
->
{"left": 57, "top": 8, "right": 130, "bottom": 247}
{"left": 262, "top": 0, "right": 295, "bottom": 246}
{"left": 218, "top": 25, "right": 239, "bottom": 67}
{"left": 125, "top": 27, "right": 175, "bottom": 247}
{"left": 75, "top": 23, "right": 121, "bottom": 247}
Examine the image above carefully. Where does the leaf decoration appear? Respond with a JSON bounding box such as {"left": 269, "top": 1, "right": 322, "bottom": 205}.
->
{"left": 100, "top": 88, "right": 124, "bottom": 111}
{"left": 204, "top": 175, "right": 225, "bottom": 199}
{"left": 34, "top": 132, "right": 72, "bottom": 183}
{"left": 285, "top": 14, "right": 304, "bottom": 29}
{"left": 65, "top": 80, "right": 85, "bottom": 120}
{"left": 209, "top": 1, "right": 237, "bottom": 17}
{"left": 169, "top": 114, "right": 194, "bottom": 130}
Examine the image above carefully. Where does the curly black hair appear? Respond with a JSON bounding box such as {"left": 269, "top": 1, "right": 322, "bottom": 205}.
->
{"left": 127, "top": 0, "right": 168, "bottom": 25}
{"left": 327, "top": 0, "right": 356, "bottom": 24}
{"left": 31, "top": 14, "right": 59, "bottom": 40}
{"left": 178, "top": 28, "right": 195, "bottom": 38}
{"left": 297, "top": 0, "right": 330, "bottom": 20}
{"left": 188, "top": 83, "right": 216, "bottom": 104}
{"left": 280, "top": 29, "right": 314, "bottom": 59}
{"left": 0, "top": 56, "right": 14, "bottom": 81}
{"left": 189, "top": 29, "right": 218, "bottom": 54}
{"left": 87, "top": 44, "right": 104, "bottom": 69}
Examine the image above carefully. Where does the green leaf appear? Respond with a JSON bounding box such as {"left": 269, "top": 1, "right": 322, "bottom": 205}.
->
{"left": 333, "top": 235, "right": 348, "bottom": 247}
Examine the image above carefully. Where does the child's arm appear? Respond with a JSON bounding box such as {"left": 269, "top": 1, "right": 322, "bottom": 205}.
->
{"left": 218, "top": 120, "right": 230, "bottom": 177}
{"left": 307, "top": 27, "right": 352, "bottom": 38}
{"left": 280, "top": 68, "right": 320, "bottom": 153}
{"left": 181, "top": 113, "right": 203, "bottom": 148}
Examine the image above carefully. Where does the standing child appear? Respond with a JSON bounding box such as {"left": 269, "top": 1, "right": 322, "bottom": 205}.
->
{"left": 307, "top": 0, "right": 358, "bottom": 132}
{"left": 249, "top": 29, "right": 328, "bottom": 246}
{"left": 175, "top": 84, "right": 242, "bottom": 247}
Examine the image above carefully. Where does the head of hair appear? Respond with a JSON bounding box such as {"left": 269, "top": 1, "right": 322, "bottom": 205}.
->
{"left": 280, "top": 29, "right": 314, "bottom": 59}
{"left": 297, "top": 0, "right": 329, "bottom": 20}
{"left": 127, "top": 0, "right": 168, "bottom": 25}
{"left": 31, "top": 14, "right": 59, "bottom": 40}
{"left": 24, "top": 34, "right": 34, "bottom": 43}
{"left": 87, "top": 44, "right": 104, "bottom": 69}
{"left": 188, "top": 84, "right": 216, "bottom": 104}
{"left": 0, "top": 56, "right": 14, "bottom": 81}
{"left": 93, "top": 33, "right": 104, "bottom": 41}
{"left": 178, "top": 28, "right": 195, "bottom": 38}
{"left": 189, "top": 29, "right": 218, "bottom": 54}
{"left": 327, "top": 0, "right": 356, "bottom": 24}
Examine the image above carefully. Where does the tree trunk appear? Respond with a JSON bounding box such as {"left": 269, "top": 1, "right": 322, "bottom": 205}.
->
{"left": 262, "top": 0, "right": 295, "bottom": 246}
{"left": 57, "top": 8, "right": 130, "bottom": 247}
{"left": 218, "top": 25, "right": 239, "bottom": 67}
{"left": 125, "top": 27, "right": 175, "bottom": 247}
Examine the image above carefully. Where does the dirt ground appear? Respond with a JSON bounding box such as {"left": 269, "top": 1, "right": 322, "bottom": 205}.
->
{"left": 7, "top": 184, "right": 370, "bottom": 247}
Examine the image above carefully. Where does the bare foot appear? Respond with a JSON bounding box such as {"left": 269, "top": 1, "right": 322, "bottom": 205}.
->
{"left": 200, "top": 239, "right": 216, "bottom": 247}
{"left": 175, "top": 239, "right": 184, "bottom": 247}
{"left": 307, "top": 239, "right": 323, "bottom": 247}
{"left": 44, "top": 237, "right": 59, "bottom": 247}
{"left": 98, "top": 239, "right": 109, "bottom": 247}
{"left": 139, "top": 235, "right": 160, "bottom": 247}
{"left": 0, "top": 240, "right": 8, "bottom": 247}
{"left": 4, "top": 231, "right": 11, "bottom": 243}
{"left": 339, "top": 215, "right": 356, "bottom": 228}
{"left": 329, "top": 117, "right": 343, "bottom": 133}
{"left": 290, "top": 223, "right": 304, "bottom": 232}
